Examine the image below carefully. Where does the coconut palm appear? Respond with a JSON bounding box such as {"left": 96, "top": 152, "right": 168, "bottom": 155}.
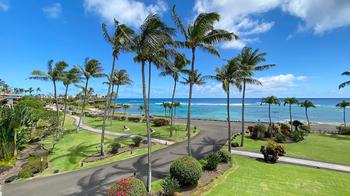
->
{"left": 139, "top": 105, "right": 144, "bottom": 115}
{"left": 27, "top": 87, "right": 34, "bottom": 96}
{"left": 122, "top": 104, "right": 130, "bottom": 117}
{"left": 160, "top": 102, "right": 168, "bottom": 117}
{"left": 336, "top": 100, "right": 350, "bottom": 127}
{"left": 100, "top": 20, "right": 134, "bottom": 156}
{"left": 235, "top": 47, "right": 275, "bottom": 146}
{"left": 261, "top": 96, "right": 280, "bottom": 137}
{"left": 36, "top": 87, "right": 41, "bottom": 96}
{"left": 284, "top": 97, "right": 299, "bottom": 131}
{"left": 160, "top": 54, "right": 188, "bottom": 136}
{"left": 30, "top": 60, "right": 67, "bottom": 125}
{"left": 299, "top": 100, "right": 316, "bottom": 128}
{"left": 208, "top": 62, "right": 242, "bottom": 152}
{"left": 339, "top": 71, "right": 350, "bottom": 89}
{"left": 76, "top": 58, "right": 103, "bottom": 132}
{"left": 172, "top": 6, "right": 236, "bottom": 155}
{"left": 61, "top": 68, "right": 80, "bottom": 127}
{"left": 132, "top": 13, "right": 175, "bottom": 193}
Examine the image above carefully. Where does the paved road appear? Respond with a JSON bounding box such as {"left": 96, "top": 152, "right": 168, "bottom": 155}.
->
{"left": 4, "top": 119, "right": 251, "bottom": 196}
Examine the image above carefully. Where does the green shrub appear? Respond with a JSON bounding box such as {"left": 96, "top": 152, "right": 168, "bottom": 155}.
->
{"left": 231, "top": 142, "right": 239, "bottom": 147}
{"left": 217, "top": 149, "right": 231, "bottom": 163}
{"left": 107, "top": 176, "right": 147, "bottom": 196}
{"left": 17, "top": 97, "right": 44, "bottom": 110}
{"left": 161, "top": 177, "right": 180, "bottom": 196}
{"left": 109, "top": 142, "right": 121, "bottom": 154}
{"left": 260, "top": 140, "right": 285, "bottom": 163}
{"left": 132, "top": 136, "right": 143, "bottom": 147}
{"left": 198, "top": 159, "right": 208, "bottom": 170}
{"left": 251, "top": 124, "right": 266, "bottom": 139}
{"left": 275, "top": 133, "right": 286, "bottom": 143}
{"left": 299, "top": 125, "right": 311, "bottom": 133}
{"left": 18, "top": 165, "right": 33, "bottom": 178}
{"left": 205, "top": 152, "right": 221, "bottom": 170}
{"left": 291, "top": 130, "right": 305, "bottom": 142}
{"left": 128, "top": 116, "right": 141, "bottom": 122}
{"left": 170, "top": 156, "right": 202, "bottom": 187}
{"left": 153, "top": 118, "right": 169, "bottom": 127}
{"left": 336, "top": 126, "right": 350, "bottom": 135}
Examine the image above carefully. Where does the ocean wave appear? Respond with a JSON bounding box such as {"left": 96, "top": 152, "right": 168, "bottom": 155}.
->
{"left": 154, "top": 102, "right": 254, "bottom": 106}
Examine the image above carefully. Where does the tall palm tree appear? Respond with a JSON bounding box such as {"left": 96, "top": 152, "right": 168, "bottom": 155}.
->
{"left": 61, "top": 68, "right": 80, "bottom": 127}
{"left": 132, "top": 13, "right": 175, "bottom": 193}
{"left": 339, "top": 71, "right": 350, "bottom": 89}
{"left": 36, "top": 87, "right": 41, "bottom": 96}
{"left": 299, "top": 100, "right": 316, "bottom": 128}
{"left": 172, "top": 5, "right": 236, "bottom": 156}
{"left": 336, "top": 100, "right": 350, "bottom": 127}
{"left": 235, "top": 47, "right": 275, "bottom": 146}
{"left": 261, "top": 96, "right": 280, "bottom": 137}
{"left": 100, "top": 20, "right": 134, "bottom": 156}
{"left": 76, "top": 58, "right": 103, "bottom": 132}
{"left": 181, "top": 70, "right": 206, "bottom": 86}
{"left": 160, "top": 54, "right": 188, "bottom": 136}
{"left": 30, "top": 60, "right": 67, "bottom": 125}
{"left": 208, "top": 62, "right": 242, "bottom": 152}
{"left": 284, "top": 97, "right": 299, "bottom": 131}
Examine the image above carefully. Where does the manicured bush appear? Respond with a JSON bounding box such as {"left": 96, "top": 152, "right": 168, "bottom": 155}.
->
{"left": 153, "top": 118, "right": 169, "bottom": 127}
{"left": 217, "top": 149, "right": 231, "bottom": 163}
{"left": 161, "top": 177, "right": 180, "bottom": 196}
{"left": 205, "top": 152, "right": 221, "bottom": 170}
{"left": 275, "top": 133, "right": 286, "bottom": 143}
{"left": 198, "top": 159, "right": 208, "bottom": 170}
{"left": 260, "top": 140, "right": 285, "bottom": 163}
{"left": 132, "top": 136, "right": 143, "bottom": 147}
{"left": 336, "top": 126, "right": 350, "bottom": 135}
{"left": 170, "top": 156, "right": 202, "bottom": 187}
{"left": 107, "top": 176, "right": 147, "bottom": 196}
{"left": 109, "top": 142, "right": 121, "bottom": 154}
{"left": 231, "top": 142, "right": 239, "bottom": 147}
{"left": 128, "top": 116, "right": 141, "bottom": 122}
{"left": 291, "top": 130, "right": 305, "bottom": 142}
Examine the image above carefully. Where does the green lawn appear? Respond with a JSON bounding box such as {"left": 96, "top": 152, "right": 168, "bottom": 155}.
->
{"left": 39, "top": 116, "right": 164, "bottom": 176}
{"left": 205, "top": 157, "right": 350, "bottom": 196}
{"left": 234, "top": 134, "right": 350, "bottom": 165}
{"left": 83, "top": 116, "right": 194, "bottom": 142}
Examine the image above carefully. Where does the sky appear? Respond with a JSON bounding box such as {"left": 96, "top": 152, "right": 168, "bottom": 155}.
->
{"left": 1, "top": 0, "right": 350, "bottom": 98}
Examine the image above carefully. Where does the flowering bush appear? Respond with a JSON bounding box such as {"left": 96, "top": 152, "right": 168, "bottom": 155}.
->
{"left": 107, "top": 176, "right": 147, "bottom": 196}
{"left": 260, "top": 140, "right": 285, "bottom": 163}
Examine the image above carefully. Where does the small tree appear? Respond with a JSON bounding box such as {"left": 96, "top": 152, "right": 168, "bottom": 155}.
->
{"left": 336, "top": 100, "right": 350, "bottom": 127}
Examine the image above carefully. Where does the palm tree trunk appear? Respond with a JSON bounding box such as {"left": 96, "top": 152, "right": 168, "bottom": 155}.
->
{"left": 170, "top": 78, "right": 177, "bottom": 137}
{"left": 186, "top": 47, "right": 196, "bottom": 156}
{"left": 108, "top": 84, "right": 115, "bottom": 125}
{"left": 269, "top": 104, "right": 272, "bottom": 137}
{"left": 77, "top": 79, "right": 89, "bottom": 132}
{"left": 100, "top": 56, "right": 116, "bottom": 156}
{"left": 13, "top": 130, "right": 17, "bottom": 157}
{"left": 226, "top": 85, "right": 232, "bottom": 152}
{"left": 344, "top": 107, "right": 346, "bottom": 127}
{"left": 142, "top": 61, "right": 152, "bottom": 193}
{"left": 53, "top": 80, "right": 60, "bottom": 138}
{"left": 305, "top": 108, "right": 310, "bottom": 128}
{"left": 110, "top": 85, "right": 119, "bottom": 126}
{"left": 289, "top": 104, "right": 293, "bottom": 131}
{"left": 62, "top": 85, "right": 69, "bottom": 128}
{"left": 240, "top": 80, "right": 246, "bottom": 147}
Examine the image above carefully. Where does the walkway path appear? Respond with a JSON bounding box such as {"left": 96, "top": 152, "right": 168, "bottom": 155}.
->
{"left": 71, "top": 115, "right": 174, "bottom": 145}
{"left": 231, "top": 149, "right": 350, "bottom": 173}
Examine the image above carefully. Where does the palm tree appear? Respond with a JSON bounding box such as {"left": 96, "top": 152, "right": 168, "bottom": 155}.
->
{"left": 299, "top": 100, "right": 316, "bottom": 128}
{"left": 139, "top": 105, "right": 144, "bottom": 115}
{"left": 235, "top": 47, "right": 275, "bottom": 146}
{"left": 208, "top": 62, "right": 242, "bottom": 152}
{"left": 132, "top": 13, "right": 175, "bottom": 193}
{"left": 339, "top": 71, "right": 350, "bottom": 89}
{"left": 261, "top": 96, "right": 280, "bottom": 137}
{"left": 160, "top": 102, "right": 168, "bottom": 117}
{"left": 336, "top": 100, "right": 350, "bottom": 127}
{"left": 284, "top": 97, "right": 299, "bottom": 131}
{"left": 30, "top": 60, "right": 67, "bottom": 125}
{"left": 76, "top": 58, "right": 103, "bottom": 132}
{"left": 122, "top": 104, "right": 130, "bottom": 117}
{"left": 36, "top": 87, "right": 41, "bottom": 96}
{"left": 160, "top": 54, "right": 188, "bottom": 136}
{"left": 61, "top": 68, "right": 80, "bottom": 127}
{"left": 100, "top": 20, "right": 134, "bottom": 156}
{"left": 172, "top": 6, "right": 236, "bottom": 155}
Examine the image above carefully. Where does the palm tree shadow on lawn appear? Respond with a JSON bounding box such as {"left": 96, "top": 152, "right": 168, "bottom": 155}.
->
{"left": 49, "top": 143, "right": 99, "bottom": 165}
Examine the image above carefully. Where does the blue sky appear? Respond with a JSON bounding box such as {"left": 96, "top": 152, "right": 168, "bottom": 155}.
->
{"left": 1, "top": 0, "right": 350, "bottom": 98}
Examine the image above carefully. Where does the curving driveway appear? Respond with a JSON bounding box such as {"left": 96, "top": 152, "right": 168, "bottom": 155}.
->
{"left": 3, "top": 119, "right": 253, "bottom": 196}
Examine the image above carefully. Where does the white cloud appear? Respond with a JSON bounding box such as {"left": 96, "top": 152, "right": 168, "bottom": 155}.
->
{"left": 43, "top": 3, "right": 62, "bottom": 19}
{"left": 0, "top": 1, "right": 9, "bottom": 12}
{"left": 84, "top": 0, "right": 167, "bottom": 27}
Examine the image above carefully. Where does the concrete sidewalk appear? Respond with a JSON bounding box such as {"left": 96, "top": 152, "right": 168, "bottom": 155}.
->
{"left": 231, "top": 149, "right": 350, "bottom": 173}
{"left": 72, "top": 116, "right": 174, "bottom": 145}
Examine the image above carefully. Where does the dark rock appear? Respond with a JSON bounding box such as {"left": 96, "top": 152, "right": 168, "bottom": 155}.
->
{"left": 5, "top": 175, "right": 18, "bottom": 183}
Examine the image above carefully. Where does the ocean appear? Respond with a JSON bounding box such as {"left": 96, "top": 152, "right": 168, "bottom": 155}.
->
{"left": 113, "top": 98, "right": 350, "bottom": 124}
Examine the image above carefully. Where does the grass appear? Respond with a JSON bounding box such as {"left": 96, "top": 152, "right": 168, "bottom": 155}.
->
{"left": 83, "top": 116, "right": 196, "bottom": 142}
{"left": 39, "top": 115, "right": 165, "bottom": 176}
{"left": 151, "top": 179, "right": 163, "bottom": 194}
{"left": 205, "top": 156, "right": 350, "bottom": 196}
{"left": 234, "top": 134, "right": 350, "bottom": 165}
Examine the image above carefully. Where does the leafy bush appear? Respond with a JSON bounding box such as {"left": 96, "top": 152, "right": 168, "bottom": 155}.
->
{"left": 337, "top": 126, "right": 350, "bottom": 135}
{"left": 251, "top": 124, "right": 266, "bottom": 139}
{"left": 198, "top": 159, "right": 208, "bottom": 170}
{"left": 260, "top": 140, "right": 285, "bottom": 163}
{"left": 290, "top": 130, "right": 305, "bottom": 142}
{"left": 217, "top": 149, "right": 231, "bottom": 163}
{"left": 275, "top": 133, "right": 286, "bottom": 143}
{"left": 109, "top": 142, "right": 121, "bottom": 154}
{"left": 161, "top": 177, "right": 180, "bottom": 196}
{"left": 18, "top": 165, "right": 33, "bottom": 178}
{"left": 231, "top": 142, "right": 239, "bottom": 147}
{"left": 205, "top": 152, "right": 221, "bottom": 170}
{"left": 17, "top": 97, "right": 44, "bottom": 110}
{"left": 132, "top": 136, "right": 143, "bottom": 147}
{"left": 153, "top": 118, "right": 169, "bottom": 127}
{"left": 128, "top": 116, "right": 141, "bottom": 123}
{"left": 170, "top": 156, "right": 202, "bottom": 187}
{"left": 107, "top": 176, "right": 147, "bottom": 196}
{"left": 300, "top": 125, "right": 311, "bottom": 133}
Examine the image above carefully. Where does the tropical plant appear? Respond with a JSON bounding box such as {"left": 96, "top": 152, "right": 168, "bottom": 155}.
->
{"left": 172, "top": 5, "right": 236, "bottom": 156}
{"left": 100, "top": 20, "right": 134, "bottom": 156}
{"left": 122, "top": 104, "right": 130, "bottom": 116}
{"left": 336, "top": 100, "right": 350, "bottom": 127}
{"left": 299, "top": 100, "right": 316, "bottom": 128}
{"left": 107, "top": 176, "right": 147, "bottom": 196}
{"left": 76, "top": 58, "right": 103, "bottom": 132}
{"left": 261, "top": 96, "right": 280, "bottom": 137}
{"left": 36, "top": 87, "right": 41, "bottom": 96}
{"left": 30, "top": 60, "right": 67, "bottom": 126}
{"left": 161, "top": 177, "right": 180, "bottom": 196}
{"left": 138, "top": 105, "right": 144, "bottom": 115}
{"left": 284, "top": 97, "right": 299, "bottom": 131}
{"left": 61, "top": 68, "right": 80, "bottom": 127}
{"left": 235, "top": 47, "right": 275, "bottom": 146}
